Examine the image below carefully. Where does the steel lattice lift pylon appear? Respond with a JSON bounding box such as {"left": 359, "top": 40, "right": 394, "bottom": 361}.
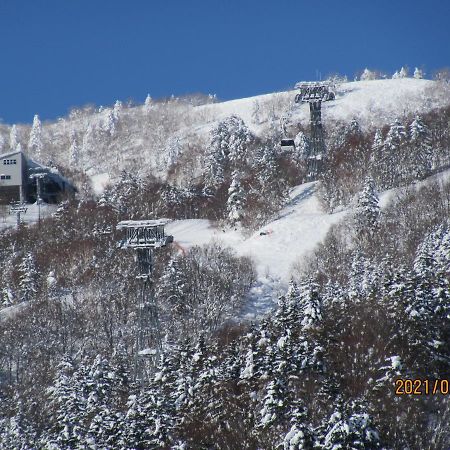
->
{"left": 281, "top": 81, "right": 335, "bottom": 181}
{"left": 295, "top": 82, "right": 335, "bottom": 180}
{"left": 117, "top": 219, "right": 173, "bottom": 379}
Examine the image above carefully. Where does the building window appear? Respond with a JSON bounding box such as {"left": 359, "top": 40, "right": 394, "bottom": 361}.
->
{"left": 3, "top": 159, "right": 17, "bottom": 165}
{"left": 0, "top": 175, "right": 11, "bottom": 180}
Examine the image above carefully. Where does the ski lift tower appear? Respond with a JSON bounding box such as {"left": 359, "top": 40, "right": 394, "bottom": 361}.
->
{"left": 285, "top": 81, "right": 335, "bottom": 181}
{"left": 9, "top": 201, "right": 27, "bottom": 229}
{"left": 29, "top": 171, "right": 47, "bottom": 227}
{"left": 117, "top": 219, "right": 173, "bottom": 378}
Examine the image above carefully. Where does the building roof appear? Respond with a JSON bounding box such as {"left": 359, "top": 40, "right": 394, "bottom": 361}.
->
{"left": 0, "top": 149, "right": 24, "bottom": 159}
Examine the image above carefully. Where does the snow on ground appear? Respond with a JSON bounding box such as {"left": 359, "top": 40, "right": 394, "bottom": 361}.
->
{"left": 236, "top": 182, "right": 345, "bottom": 280}
{"left": 378, "top": 166, "right": 450, "bottom": 208}
{"left": 90, "top": 172, "right": 111, "bottom": 196}
{"left": 2, "top": 168, "right": 449, "bottom": 320}
{"left": 240, "top": 276, "right": 285, "bottom": 321}
{"left": 197, "top": 78, "right": 447, "bottom": 135}
{"left": 166, "top": 219, "right": 243, "bottom": 252}
{"left": 76, "top": 78, "right": 448, "bottom": 188}
{"left": 0, "top": 202, "right": 57, "bottom": 231}
{"left": 166, "top": 167, "right": 450, "bottom": 318}
{"left": 0, "top": 301, "right": 28, "bottom": 322}
{"left": 166, "top": 182, "right": 347, "bottom": 318}
{"left": 167, "top": 182, "right": 345, "bottom": 283}
{"left": 318, "top": 78, "right": 446, "bottom": 129}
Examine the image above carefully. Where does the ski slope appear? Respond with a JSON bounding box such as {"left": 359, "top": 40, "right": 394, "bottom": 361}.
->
{"left": 166, "top": 181, "right": 346, "bottom": 282}
{"left": 197, "top": 78, "right": 449, "bottom": 134}
{"left": 166, "top": 182, "right": 344, "bottom": 318}
{"left": 166, "top": 167, "right": 450, "bottom": 318}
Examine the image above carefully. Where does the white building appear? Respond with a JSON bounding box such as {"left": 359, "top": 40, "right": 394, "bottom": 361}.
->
{"left": 0, "top": 150, "right": 74, "bottom": 204}
{"left": 0, "top": 150, "right": 27, "bottom": 203}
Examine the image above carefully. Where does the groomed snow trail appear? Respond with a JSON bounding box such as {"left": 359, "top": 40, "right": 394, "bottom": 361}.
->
{"left": 166, "top": 181, "right": 345, "bottom": 283}
{"left": 166, "top": 168, "right": 450, "bottom": 318}
{"left": 166, "top": 182, "right": 347, "bottom": 318}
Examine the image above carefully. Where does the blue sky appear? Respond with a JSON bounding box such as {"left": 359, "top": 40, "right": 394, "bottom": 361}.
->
{"left": 0, "top": 0, "right": 449, "bottom": 124}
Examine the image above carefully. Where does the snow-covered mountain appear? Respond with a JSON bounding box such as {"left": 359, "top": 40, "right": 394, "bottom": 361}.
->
{"left": 2, "top": 76, "right": 450, "bottom": 448}
{"left": 1, "top": 78, "right": 448, "bottom": 191}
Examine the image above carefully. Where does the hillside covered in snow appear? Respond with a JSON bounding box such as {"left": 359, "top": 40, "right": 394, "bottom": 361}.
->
{"left": 1, "top": 78, "right": 449, "bottom": 190}
{"left": 1, "top": 76, "right": 450, "bottom": 448}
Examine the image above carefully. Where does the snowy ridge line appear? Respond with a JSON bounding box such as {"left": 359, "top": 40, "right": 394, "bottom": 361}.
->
{"left": 1, "top": 78, "right": 447, "bottom": 189}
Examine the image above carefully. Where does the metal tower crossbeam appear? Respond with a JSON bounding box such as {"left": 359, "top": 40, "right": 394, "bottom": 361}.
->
{"left": 294, "top": 82, "right": 335, "bottom": 103}
{"left": 117, "top": 219, "right": 173, "bottom": 249}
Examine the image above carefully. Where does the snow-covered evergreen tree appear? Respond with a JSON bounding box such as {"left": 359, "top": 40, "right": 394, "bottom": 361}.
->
{"left": 372, "top": 129, "right": 383, "bottom": 152}
{"left": 258, "top": 379, "right": 286, "bottom": 428}
{"left": 320, "top": 404, "right": 382, "bottom": 449}
{"left": 1, "top": 286, "right": 14, "bottom": 308}
{"left": 0, "top": 399, "right": 36, "bottom": 449}
{"left": 254, "top": 144, "right": 289, "bottom": 218}
{"left": 409, "top": 114, "right": 432, "bottom": 177}
{"left": 369, "top": 129, "right": 384, "bottom": 177}
{"left": 106, "top": 170, "right": 142, "bottom": 213}
{"left": 280, "top": 402, "right": 314, "bottom": 449}
{"left": 413, "top": 67, "right": 424, "bottom": 79}
{"left": 412, "top": 223, "right": 450, "bottom": 364}
{"left": 136, "top": 385, "right": 173, "bottom": 448}
{"left": 354, "top": 178, "right": 380, "bottom": 235}
{"left": 113, "top": 100, "right": 122, "bottom": 120}
{"left": 293, "top": 131, "right": 311, "bottom": 161}
{"left": 256, "top": 145, "right": 278, "bottom": 186}
{"left": 374, "top": 355, "right": 403, "bottom": 393}
{"left": 381, "top": 119, "right": 407, "bottom": 186}
{"left": 82, "top": 354, "right": 131, "bottom": 448}
{"left": 165, "top": 136, "right": 183, "bottom": 168}
{"left": 144, "top": 93, "right": 153, "bottom": 112}
{"left": 157, "top": 256, "right": 188, "bottom": 327}
{"left": 227, "top": 171, "right": 246, "bottom": 226}
{"left": 46, "top": 356, "right": 86, "bottom": 448}
{"left": 204, "top": 145, "right": 226, "bottom": 190}
{"left": 348, "top": 253, "right": 374, "bottom": 299}
{"left": 393, "top": 67, "right": 408, "bottom": 79}
{"left": 18, "top": 252, "right": 38, "bottom": 302}
{"left": 204, "top": 115, "right": 252, "bottom": 190}
{"left": 28, "top": 114, "right": 43, "bottom": 159}
{"left": 298, "top": 279, "right": 322, "bottom": 331}
{"left": 69, "top": 132, "right": 79, "bottom": 165}
{"left": 9, "top": 124, "right": 18, "bottom": 151}
{"left": 385, "top": 119, "right": 407, "bottom": 151}
{"left": 398, "top": 66, "right": 408, "bottom": 78}
{"left": 360, "top": 68, "right": 377, "bottom": 81}
{"left": 226, "top": 115, "right": 252, "bottom": 165}
{"left": 104, "top": 110, "right": 117, "bottom": 136}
